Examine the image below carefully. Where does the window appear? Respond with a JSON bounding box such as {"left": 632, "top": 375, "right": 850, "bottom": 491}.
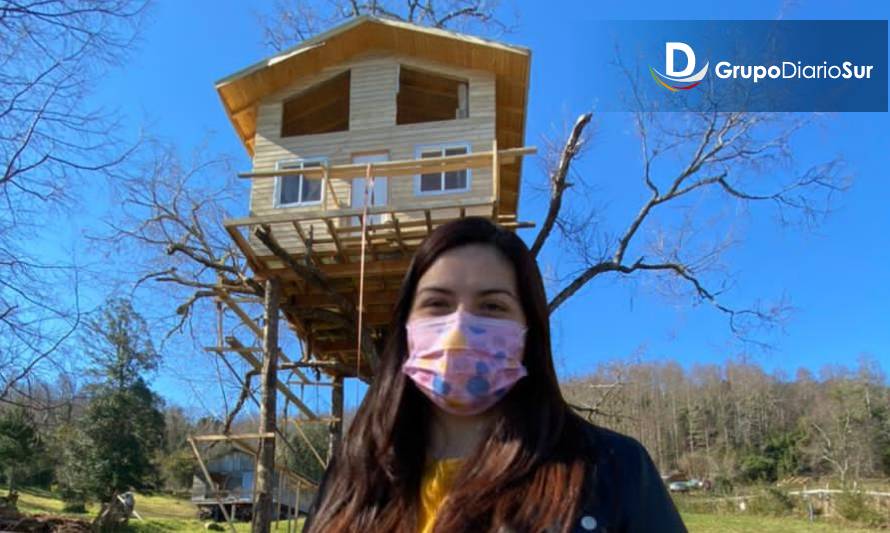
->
{"left": 275, "top": 159, "right": 324, "bottom": 207}
{"left": 281, "top": 70, "right": 350, "bottom": 137}
{"left": 415, "top": 144, "right": 471, "bottom": 195}
{"left": 397, "top": 66, "right": 468, "bottom": 125}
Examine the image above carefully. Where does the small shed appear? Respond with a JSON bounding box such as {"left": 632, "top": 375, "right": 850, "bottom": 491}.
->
{"left": 190, "top": 441, "right": 316, "bottom": 521}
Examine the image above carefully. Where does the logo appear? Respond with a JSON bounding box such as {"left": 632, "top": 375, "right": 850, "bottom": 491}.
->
{"left": 650, "top": 42, "right": 709, "bottom": 91}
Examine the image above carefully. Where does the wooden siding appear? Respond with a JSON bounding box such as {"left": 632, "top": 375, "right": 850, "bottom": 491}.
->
{"left": 247, "top": 52, "right": 497, "bottom": 254}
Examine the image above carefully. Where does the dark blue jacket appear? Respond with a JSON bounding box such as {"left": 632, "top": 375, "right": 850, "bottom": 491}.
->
{"left": 569, "top": 422, "right": 687, "bottom": 532}
{"left": 303, "top": 420, "right": 687, "bottom": 532}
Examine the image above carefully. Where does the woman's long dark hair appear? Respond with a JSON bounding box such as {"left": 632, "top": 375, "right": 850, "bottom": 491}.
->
{"left": 306, "top": 217, "right": 590, "bottom": 532}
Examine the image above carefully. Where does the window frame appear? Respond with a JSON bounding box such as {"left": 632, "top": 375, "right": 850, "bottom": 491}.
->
{"left": 413, "top": 142, "right": 473, "bottom": 197}
{"left": 272, "top": 157, "right": 327, "bottom": 208}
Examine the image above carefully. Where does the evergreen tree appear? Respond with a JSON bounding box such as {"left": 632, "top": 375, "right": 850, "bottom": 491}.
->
{"left": 63, "top": 297, "right": 166, "bottom": 502}
{"left": 0, "top": 409, "right": 42, "bottom": 492}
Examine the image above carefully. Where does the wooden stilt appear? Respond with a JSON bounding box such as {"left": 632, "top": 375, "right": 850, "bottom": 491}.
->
{"left": 188, "top": 437, "right": 237, "bottom": 533}
{"left": 252, "top": 278, "right": 280, "bottom": 533}
{"left": 329, "top": 375, "right": 344, "bottom": 462}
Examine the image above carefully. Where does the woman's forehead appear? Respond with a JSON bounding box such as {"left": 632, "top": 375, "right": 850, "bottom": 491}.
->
{"left": 417, "top": 244, "right": 516, "bottom": 293}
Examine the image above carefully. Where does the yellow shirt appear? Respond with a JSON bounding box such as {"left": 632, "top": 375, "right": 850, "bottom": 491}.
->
{"left": 418, "top": 457, "right": 464, "bottom": 533}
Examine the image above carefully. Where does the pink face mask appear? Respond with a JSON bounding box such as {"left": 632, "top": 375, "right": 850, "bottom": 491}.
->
{"left": 401, "top": 309, "right": 528, "bottom": 416}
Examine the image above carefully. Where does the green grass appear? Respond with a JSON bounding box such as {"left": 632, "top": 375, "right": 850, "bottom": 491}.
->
{"left": 13, "top": 486, "right": 95, "bottom": 516}
{"left": 682, "top": 512, "right": 880, "bottom": 532}
{"left": 5, "top": 487, "right": 303, "bottom": 532}
{"left": 126, "top": 518, "right": 303, "bottom": 533}
{"left": 8, "top": 487, "right": 884, "bottom": 532}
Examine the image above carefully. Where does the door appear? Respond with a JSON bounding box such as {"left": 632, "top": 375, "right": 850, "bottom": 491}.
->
{"left": 351, "top": 152, "right": 389, "bottom": 226}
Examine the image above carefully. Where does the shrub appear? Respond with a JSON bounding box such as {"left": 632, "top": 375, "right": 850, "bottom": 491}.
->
{"left": 835, "top": 490, "right": 886, "bottom": 527}
{"left": 712, "top": 475, "right": 734, "bottom": 496}
{"left": 747, "top": 487, "right": 795, "bottom": 516}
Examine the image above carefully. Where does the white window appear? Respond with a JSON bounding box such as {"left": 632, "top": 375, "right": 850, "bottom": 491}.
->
{"left": 274, "top": 158, "right": 325, "bottom": 207}
{"left": 414, "top": 143, "right": 471, "bottom": 196}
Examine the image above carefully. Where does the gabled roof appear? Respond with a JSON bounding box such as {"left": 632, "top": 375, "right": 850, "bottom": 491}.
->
{"left": 215, "top": 15, "right": 531, "bottom": 211}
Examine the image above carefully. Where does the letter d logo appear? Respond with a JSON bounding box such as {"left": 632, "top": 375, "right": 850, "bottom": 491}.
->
{"left": 650, "top": 41, "right": 709, "bottom": 92}
{"left": 666, "top": 42, "right": 696, "bottom": 77}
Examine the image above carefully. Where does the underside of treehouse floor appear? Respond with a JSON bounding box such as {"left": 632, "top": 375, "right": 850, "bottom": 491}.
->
{"left": 224, "top": 201, "right": 534, "bottom": 377}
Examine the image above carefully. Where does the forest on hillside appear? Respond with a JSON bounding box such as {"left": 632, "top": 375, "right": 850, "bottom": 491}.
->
{"left": 4, "top": 355, "right": 887, "bottom": 502}
{"left": 562, "top": 356, "right": 890, "bottom": 486}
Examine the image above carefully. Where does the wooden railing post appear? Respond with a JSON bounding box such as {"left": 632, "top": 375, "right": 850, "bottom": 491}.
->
{"left": 492, "top": 139, "right": 500, "bottom": 218}
{"left": 322, "top": 165, "right": 329, "bottom": 212}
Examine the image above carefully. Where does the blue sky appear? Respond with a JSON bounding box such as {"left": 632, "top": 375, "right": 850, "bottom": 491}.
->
{"left": 55, "top": 0, "right": 889, "bottom": 413}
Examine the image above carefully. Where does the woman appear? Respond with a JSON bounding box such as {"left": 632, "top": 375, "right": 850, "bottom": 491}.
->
{"left": 303, "top": 217, "right": 686, "bottom": 532}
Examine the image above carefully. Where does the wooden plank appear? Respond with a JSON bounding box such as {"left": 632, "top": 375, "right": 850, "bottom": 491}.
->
{"left": 324, "top": 219, "right": 348, "bottom": 263}
{"left": 225, "top": 225, "right": 265, "bottom": 274}
{"left": 324, "top": 169, "right": 342, "bottom": 208}
{"left": 492, "top": 138, "right": 500, "bottom": 217}
{"left": 225, "top": 198, "right": 494, "bottom": 228}
{"left": 291, "top": 418, "right": 327, "bottom": 469}
{"left": 223, "top": 336, "right": 318, "bottom": 421}
{"left": 390, "top": 212, "right": 407, "bottom": 254}
{"left": 188, "top": 438, "right": 237, "bottom": 533}
{"left": 192, "top": 433, "right": 276, "bottom": 442}
{"left": 239, "top": 147, "right": 536, "bottom": 180}
{"left": 291, "top": 222, "right": 318, "bottom": 267}
{"left": 318, "top": 258, "right": 410, "bottom": 279}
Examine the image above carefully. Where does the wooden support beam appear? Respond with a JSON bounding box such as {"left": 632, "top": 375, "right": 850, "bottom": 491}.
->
{"left": 215, "top": 291, "right": 313, "bottom": 383}
{"left": 284, "top": 381, "right": 341, "bottom": 387}
{"left": 288, "top": 289, "right": 400, "bottom": 308}
{"left": 252, "top": 278, "right": 280, "bottom": 533}
{"left": 291, "top": 222, "right": 319, "bottom": 267}
{"left": 268, "top": 258, "right": 411, "bottom": 280}
{"left": 223, "top": 336, "right": 318, "bottom": 420}
{"left": 226, "top": 225, "right": 266, "bottom": 275}
{"left": 279, "top": 360, "right": 342, "bottom": 369}
{"left": 228, "top": 439, "right": 317, "bottom": 488}
{"left": 324, "top": 219, "right": 348, "bottom": 263}
{"left": 424, "top": 210, "right": 432, "bottom": 233}
{"left": 238, "top": 147, "right": 537, "bottom": 180}
{"left": 329, "top": 375, "right": 344, "bottom": 462}
{"left": 324, "top": 167, "right": 342, "bottom": 208}
{"left": 225, "top": 197, "right": 494, "bottom": 228}
{"left": 360, "top": 213, "right": 378, "bottom": 261}
{"left": 492, "top": 138, "right": 500, "bottom": 218}
{"left": 188, "top": 437, "right": 237, "bottom": 533}
{"left": 192, "top": 433, "right": 276, "bottom": 442}
{"left": 390, "top": 212, "right": 407, "bottom": 255}
{"left": 292, "top": 417, "right": 327, "bottom": 469}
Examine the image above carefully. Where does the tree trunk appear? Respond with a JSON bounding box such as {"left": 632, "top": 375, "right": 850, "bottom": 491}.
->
{"left": 252, "top": 278, "right": 280, "bottom": 533}
{"left": 328, "top": 375, "right": 344, "bottom": 462}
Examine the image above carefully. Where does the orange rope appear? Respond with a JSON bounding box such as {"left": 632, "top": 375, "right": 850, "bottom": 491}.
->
{"left": 355, "top": 163, "right": 374, "bottom": 386}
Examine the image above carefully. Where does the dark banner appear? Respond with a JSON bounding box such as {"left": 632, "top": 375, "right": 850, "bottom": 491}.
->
{"left": 588, "top": 20, "right": 888, "bottom": 112}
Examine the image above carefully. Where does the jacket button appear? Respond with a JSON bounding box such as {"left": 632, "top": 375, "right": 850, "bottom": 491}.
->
{"left": 580, "top": 515, "right": 597, "bottom": 530}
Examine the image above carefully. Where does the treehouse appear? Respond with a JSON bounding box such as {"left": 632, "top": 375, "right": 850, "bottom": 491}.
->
{"left": 217, "top": 15, "right": 535, "bottom": 378}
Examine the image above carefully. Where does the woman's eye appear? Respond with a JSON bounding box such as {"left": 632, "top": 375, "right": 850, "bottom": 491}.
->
{"left": 423, "top": 300, "right": 448, "bottom": 308}
{"left": 482, "top": 302, "right": 507, "bottom": 312}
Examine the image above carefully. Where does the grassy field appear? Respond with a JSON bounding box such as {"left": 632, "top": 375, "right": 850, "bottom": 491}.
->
{"left": 10, "top": 487, "right": 304, "bottom": 532}
{"left": 7, "top": 487, "right": 884, "bottom": 532}
{"left": 683, "top": 512, "right": 881, "bottom": 532}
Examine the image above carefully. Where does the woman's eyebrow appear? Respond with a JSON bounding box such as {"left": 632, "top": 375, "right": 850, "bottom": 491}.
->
{"left": 417, "top": 286, "right": 453, "bottom": 295}
{"left": 417, "top": 286, "right": 517, "bottom": 299}
{"left": 478, "top": 288, "right": 518, "bottom": 299}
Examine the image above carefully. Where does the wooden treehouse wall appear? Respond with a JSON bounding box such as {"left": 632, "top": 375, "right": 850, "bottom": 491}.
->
{"left": 245, "top": 51, "right": 497, "bottom": 256}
